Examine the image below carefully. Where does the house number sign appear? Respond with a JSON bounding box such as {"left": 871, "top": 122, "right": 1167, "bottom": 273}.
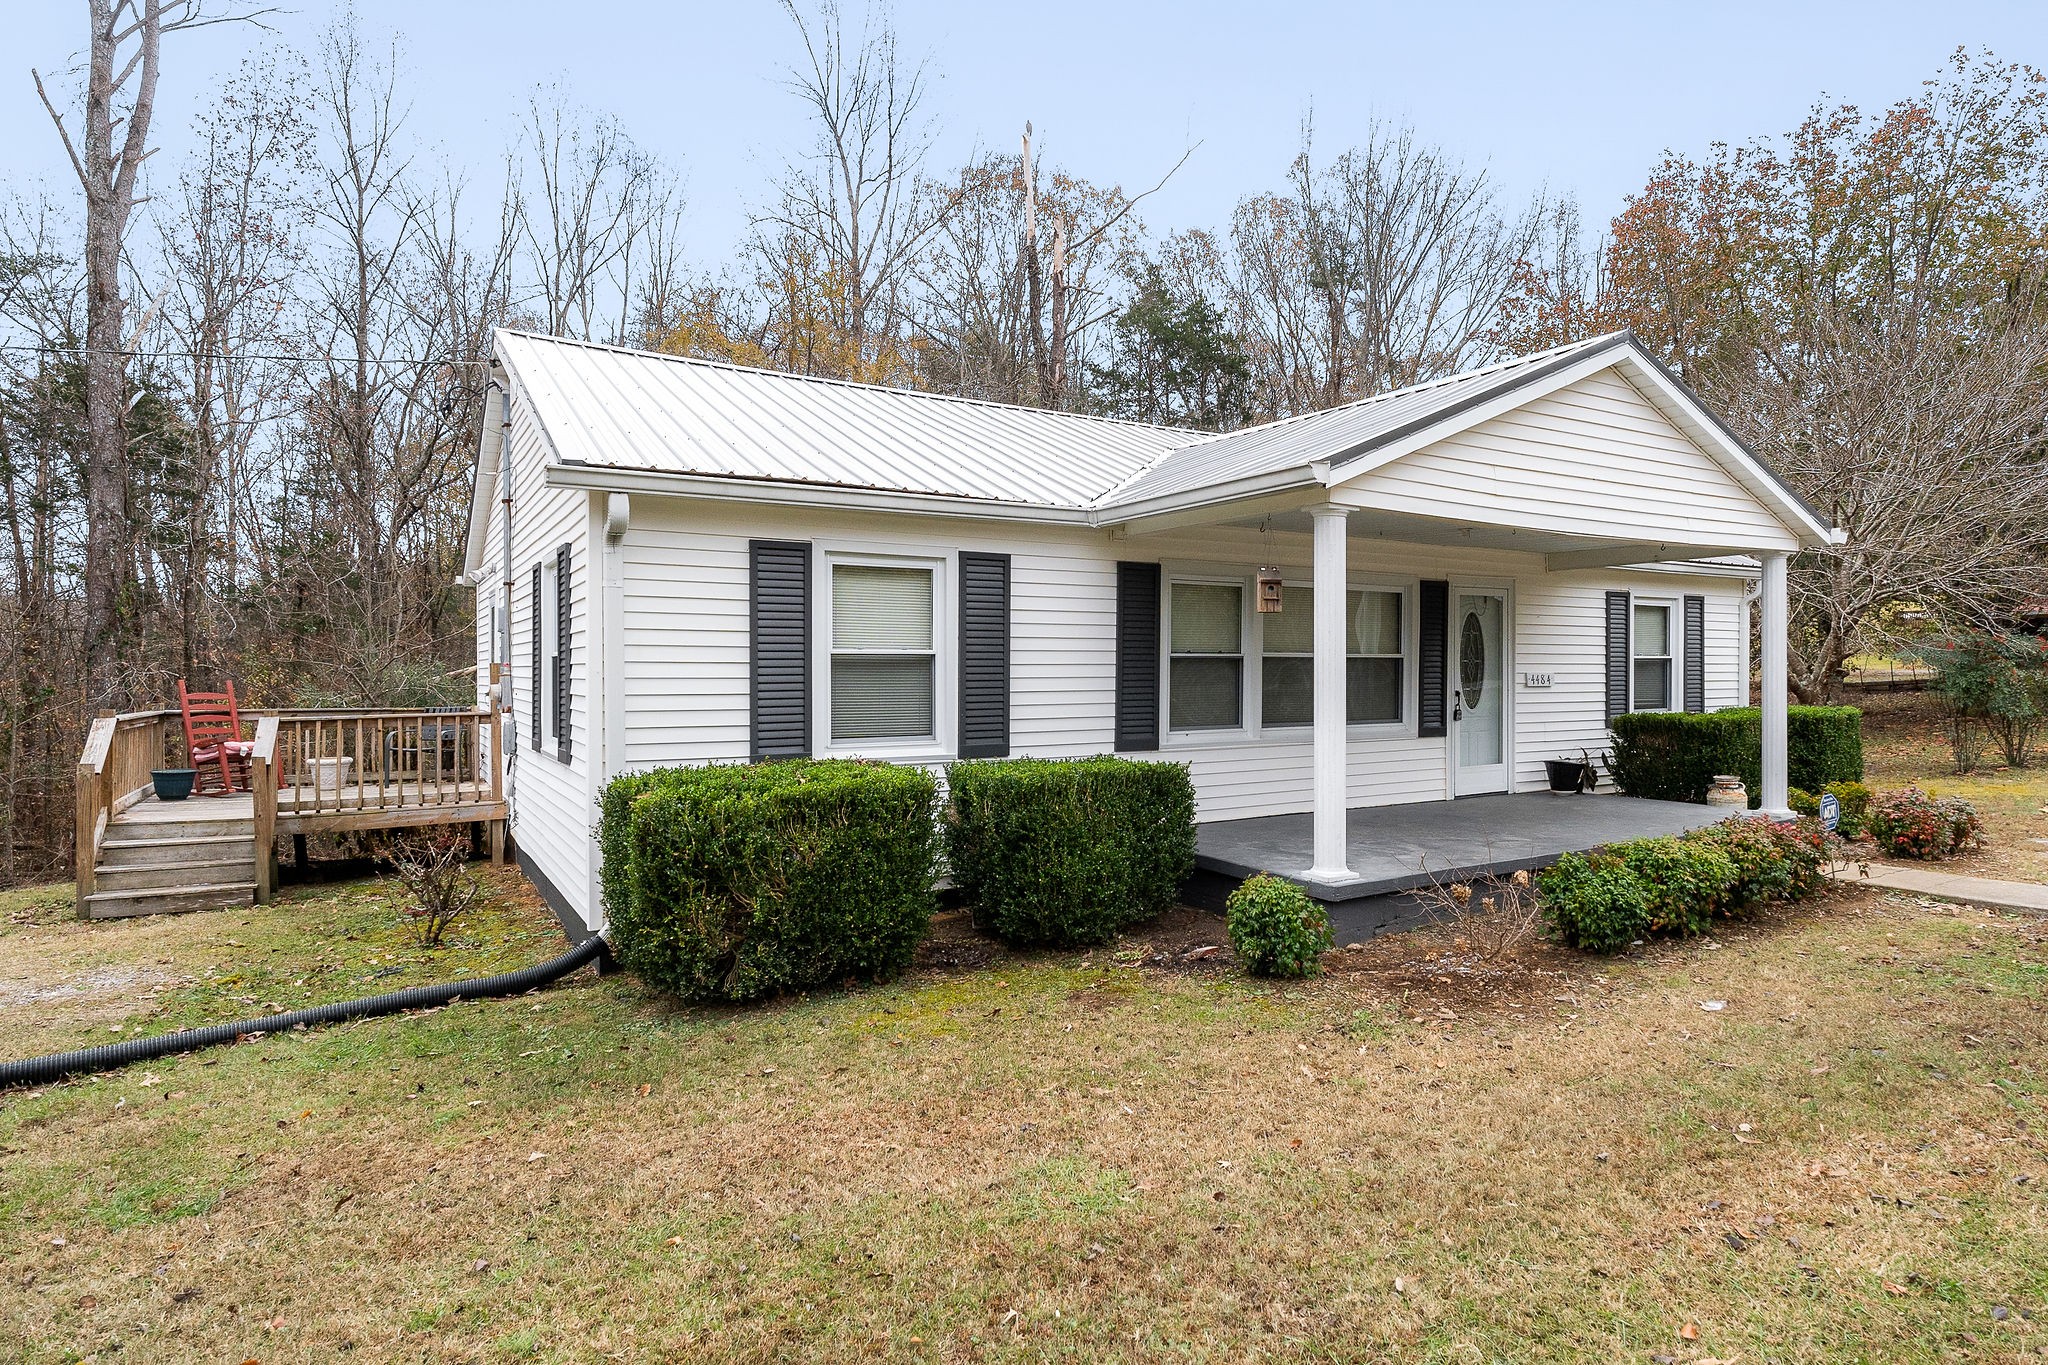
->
{"left": 1520, "top": 671, "right": 1554, "bottom": 688}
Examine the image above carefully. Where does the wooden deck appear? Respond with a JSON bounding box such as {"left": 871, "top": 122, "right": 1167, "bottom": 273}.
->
{"left": 76, "top": 706, "right": 507, "bottom": 917}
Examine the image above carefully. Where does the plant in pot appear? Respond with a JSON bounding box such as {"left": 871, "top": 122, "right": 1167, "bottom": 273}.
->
{"left": 151, "top": 767, "right": 197, "bottom": 801}
{"left": 1544, "top": 750, "right": 1598, "bottom": 794}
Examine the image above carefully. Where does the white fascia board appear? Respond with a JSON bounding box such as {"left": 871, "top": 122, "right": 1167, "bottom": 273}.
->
{"left": 544, "top": 462, "right": 1098, "bottom": 525}
{"left": 1089, "top": 466, "right": 1323, "bottom": 529}
{"left": 1542, "top": 542, "right": 1757, "bottom": 573}
{"left": 1622, "top": 559, "right": 1763, "bottom": 580}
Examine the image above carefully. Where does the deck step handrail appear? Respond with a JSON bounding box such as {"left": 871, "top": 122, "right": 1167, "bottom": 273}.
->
{"left": 74, "top": 709, "right": 178, "bottom": 905}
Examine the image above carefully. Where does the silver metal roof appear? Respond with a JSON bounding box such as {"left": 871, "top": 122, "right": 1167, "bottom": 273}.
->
{"left": 490, "top": 328, "right": 1831, "bottom": 548}
{"left": 496, "top": 330, "right": 1192, "bottom": 509}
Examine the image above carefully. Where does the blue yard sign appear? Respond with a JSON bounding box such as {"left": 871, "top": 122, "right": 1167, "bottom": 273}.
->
{"left": 1818, "top": 792, "right": 1841, "bottom": 833}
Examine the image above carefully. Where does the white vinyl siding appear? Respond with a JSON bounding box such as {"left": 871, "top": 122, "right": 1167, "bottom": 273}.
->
{"left": 477, "top": 379, "right": 595, "bottom": 928}
{"left": 606, "top": 499, "right": 1752, "bottom": 825}
{"left": 1338, "top": 369, "right": 1802, "bottom": 551}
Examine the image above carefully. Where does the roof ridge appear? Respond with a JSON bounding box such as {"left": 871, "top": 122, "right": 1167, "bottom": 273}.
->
{"left": 493, "top": 327, "right": 1182, "bottom": 435}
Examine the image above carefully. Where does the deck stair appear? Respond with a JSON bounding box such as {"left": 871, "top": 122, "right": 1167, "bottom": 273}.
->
{"left": 85, "top": 801, "right": 257, "bottom": 919}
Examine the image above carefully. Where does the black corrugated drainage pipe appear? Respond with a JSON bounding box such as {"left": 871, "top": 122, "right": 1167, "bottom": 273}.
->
{"left": 0, "top": 932, "right": 609, "bottom": 1090}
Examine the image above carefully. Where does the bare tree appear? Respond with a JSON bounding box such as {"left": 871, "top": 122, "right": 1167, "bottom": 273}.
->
{"left": 748, "top": 0, "right": 952, "bottom": 379}
{"left": 511, "top": 89, "right": 684, "bottom": 345}
{"left": 910, "top": 135, "right": 1176, "bottom": 409}
{"left": 34, "top": 0, "right": 266, "bottom": 710}
{"left": 154, "top": 50, "right": 311, "bottom": 679}
{"left": 1217, "top": 120, "right": 1545, "bottom": 419}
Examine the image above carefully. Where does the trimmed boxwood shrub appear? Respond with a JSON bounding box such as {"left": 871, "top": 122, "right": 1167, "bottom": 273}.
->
{"left": 1225, "top": 873, "right": 1332, "bottom": 977}
{"left": 1537, "top": 852, "right": 1651, "bottom": 953}
{"left": 1608, "top": 706, "right": 1863, "bottom": 807}
{"left": 1607, "top": 710, "right": 1757, "bottom": 803}
{"left": 945, "top": 755, "right": 1195, "bottom": 948}
{"left": 599, "top": 759, "right": 940, "bottom": 1002}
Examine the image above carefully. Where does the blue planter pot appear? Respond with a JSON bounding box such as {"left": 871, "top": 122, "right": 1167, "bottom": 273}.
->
{"left": 152, "top": 768, "right": 197, "bottom": 801}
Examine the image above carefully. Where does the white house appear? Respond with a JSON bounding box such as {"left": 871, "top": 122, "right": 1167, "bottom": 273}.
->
{"left": 460, "top": 328, "right": 1840, "bottom": 935}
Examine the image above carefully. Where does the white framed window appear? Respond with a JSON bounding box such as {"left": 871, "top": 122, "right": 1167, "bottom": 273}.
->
{"left": 1632, "top": 599, "right": 1675, "bottom": 711}
{"left": 827, "top": 557, "right": 939, "bottom": 746}
{"left": 538, "top": 559, "right": 562, "bottom": 751}
{"left": 1259, "top": 585, "right": 1407, "bottom": 728}
{"left": 1168, "top": 578, "right": 1245, "bottom": 732}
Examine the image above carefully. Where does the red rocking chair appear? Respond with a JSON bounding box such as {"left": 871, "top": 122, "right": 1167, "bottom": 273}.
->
{"left": 178, "top": 679, "right": 254, "bottom": 796}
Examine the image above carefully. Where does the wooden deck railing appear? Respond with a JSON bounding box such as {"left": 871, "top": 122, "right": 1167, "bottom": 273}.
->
{"left": 74, "top": 709, "right": 177, "bottom": 904}
{"left": 76, "top": 704, "right": 505, "bottom": 909}
{"left": 247, "top": 707, "right": 505, "bottom": 902}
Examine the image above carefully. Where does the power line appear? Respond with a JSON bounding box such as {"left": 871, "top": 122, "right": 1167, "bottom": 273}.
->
{"left": 0, "top": 340, "right": 491, "bottom": 368}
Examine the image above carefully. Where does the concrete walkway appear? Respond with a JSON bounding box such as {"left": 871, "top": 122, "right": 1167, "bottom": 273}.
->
{"left": 1834, "top": 862, "right": 2048, "bottom": 914}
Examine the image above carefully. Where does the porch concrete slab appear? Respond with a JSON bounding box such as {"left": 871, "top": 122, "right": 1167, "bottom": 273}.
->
{"left": 1833, "top": 863, "right": 2048, "bottom": 914}
{"left": 1195, "top": 792, "right": 1730, "bottom": 903}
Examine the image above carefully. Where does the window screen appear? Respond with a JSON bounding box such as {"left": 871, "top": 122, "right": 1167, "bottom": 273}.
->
{"left": 830, "top": 563, "right": 935, "bottom": 741}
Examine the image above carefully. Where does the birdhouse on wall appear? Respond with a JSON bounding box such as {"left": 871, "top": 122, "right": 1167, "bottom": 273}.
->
{"left": 1256, "top": 568, "right": 1284, "bottom": 613}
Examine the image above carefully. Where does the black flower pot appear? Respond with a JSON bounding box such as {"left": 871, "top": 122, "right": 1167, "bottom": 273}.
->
{"left": 152, "top": 768, "right": 197, "bottom": 801}
{"left": 1544, "top": 759, "right": 1590, "bottom": 793}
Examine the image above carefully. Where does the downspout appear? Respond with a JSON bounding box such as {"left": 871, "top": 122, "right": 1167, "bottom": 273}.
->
{"left": 494, "top": 377, "right": 518, "bottom": 832}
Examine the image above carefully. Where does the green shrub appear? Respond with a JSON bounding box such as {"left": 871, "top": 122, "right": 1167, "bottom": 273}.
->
{"left": 1787, "top": 787, "right": 1819, "bottom": 818}
{"left": 1607, "top": 836, "right": 1739, "bottom": 937}
{"left": 1608, "top": 706, "right": 1863, "bottom": 808}
{"left": 1605, "top": 711, "right": 1754, "bottom": 804}
{"left": 945, "top": 755, "right": 1196, "bottom": 948}
{"left": 1685, "top": 818, "right": 1796, "bottom": 907}
{"left": 1225, "top": 874, "right": 1331, "bottom": 977}
{"left": 1823, "top": 780, "right": 1872, "bottom": 837}
{"left": 1538, "top": 852, "right": 1652, "bottom": 954}
{"left": 1765, "top": 817, "right": 1832, "bottom": 897}
{"left": 600, "top": 760, "right": 940, "bottom": 1002}
{"left": 1866, "top": 786, "right": 1982, "bottom": 860}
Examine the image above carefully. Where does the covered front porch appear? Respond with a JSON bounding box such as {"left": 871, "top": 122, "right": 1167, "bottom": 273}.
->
{"left": 1191, "top": 791, "right": 1729, "bottom": 904}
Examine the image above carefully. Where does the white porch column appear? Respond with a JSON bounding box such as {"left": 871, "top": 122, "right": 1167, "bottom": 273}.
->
{"left": 1759, "top": 551, "right": 1792, "bottom": 819}
{"left": 1308, "top": 506, "right": 1352, "bottom": 880}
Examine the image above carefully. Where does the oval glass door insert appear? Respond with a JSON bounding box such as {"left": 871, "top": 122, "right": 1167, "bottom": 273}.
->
{"left": 1459, "top": 611, "right": 1486, "bottom": 709}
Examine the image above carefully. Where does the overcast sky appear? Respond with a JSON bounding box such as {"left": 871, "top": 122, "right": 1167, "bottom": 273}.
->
{"left": 7, "top": 1, "right": 2047, "bottom": 269}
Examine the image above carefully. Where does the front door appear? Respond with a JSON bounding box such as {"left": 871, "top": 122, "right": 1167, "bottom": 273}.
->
{"left": 1451, "top": 590, "right": 1509, "bottom": 795}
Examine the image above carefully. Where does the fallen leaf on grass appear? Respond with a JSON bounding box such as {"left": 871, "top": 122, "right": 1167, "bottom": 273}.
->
{"left": 1883, "top": 1280, "right": 1908, "bottom": 1295}
{"left": 1680, "top": 1322, "right": 1700, "bottom": 1340}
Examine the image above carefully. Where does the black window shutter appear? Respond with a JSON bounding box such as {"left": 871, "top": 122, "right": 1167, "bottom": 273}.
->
{"left": 1605, "top": 590, "right": 1633, "bottom": 720}
{"left": 529, "top": 563, "right": 542, "bottom": 750}
{"left": 957, "top": 552, "right": 1011, "bottom": 759}
{"left": 1114, "top": 561, "right": 1161, "bottom": 752}
{"left": 1682, "top": 594, "right": 1706, "bottom": 714}
{"left": 1417, "top": 580, "right": 1448, "bottom": 739}
{"left": 750, "top": 540, "right": 811, "bottom": 759}
{"left": 554, "top": 544, "right": 572, "bottom": 762}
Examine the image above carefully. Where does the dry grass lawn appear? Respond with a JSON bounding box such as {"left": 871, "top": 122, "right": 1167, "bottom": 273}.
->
{"left": 4, "top": 863, "right": 2047, "bottom": 1363}
{"left": 1858, "top": 689, "right": 2048, "bottom": 883}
